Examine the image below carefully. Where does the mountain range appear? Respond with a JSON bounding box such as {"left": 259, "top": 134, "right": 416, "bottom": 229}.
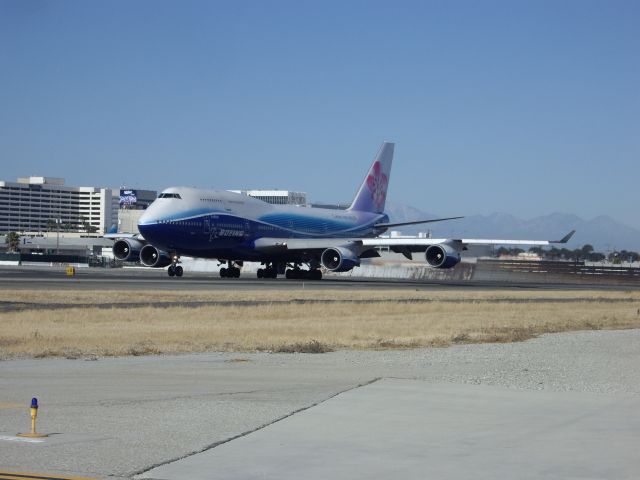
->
{"left": 383, "top": 203, "right": 640, "bottom": 252}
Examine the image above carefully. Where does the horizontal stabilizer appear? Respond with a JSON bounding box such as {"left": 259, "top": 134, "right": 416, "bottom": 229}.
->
{"left": 375, "top": 216, "right": 464, "bottom": 229}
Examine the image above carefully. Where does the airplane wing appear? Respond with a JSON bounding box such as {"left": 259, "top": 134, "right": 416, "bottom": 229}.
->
{"left": 254, "top": 230, "right": 575, "bottom": 252}
{"left": 362, "top": 229, "right": 576, "bottom": 250}
{"left": 360, "top": 230, "right": 575, "bottom": 261}
{"left": 253, "top": 230, "right": 576, "bottom": 268}
{"left": 103, "top": 232, "right": 145, "bottom": 241}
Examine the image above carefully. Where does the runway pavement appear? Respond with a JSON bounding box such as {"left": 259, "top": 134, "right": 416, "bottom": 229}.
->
{"left": 141, "top": 379, "right": 640, "bottom": 480}
{"left": 1, "top": 330, "right": 639, "bottom": 479}
{"left": 0, "top": 265, "right": 636, "bottom": 291}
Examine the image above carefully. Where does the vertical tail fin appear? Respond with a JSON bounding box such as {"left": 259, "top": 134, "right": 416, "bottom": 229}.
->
{"left": 348, "top": 142, "right": 394, "bottom": 213}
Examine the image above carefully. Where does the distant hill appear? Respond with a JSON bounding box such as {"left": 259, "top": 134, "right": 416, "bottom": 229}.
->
{"left": 384, "top": 203, "right": 640, "bottom": 252}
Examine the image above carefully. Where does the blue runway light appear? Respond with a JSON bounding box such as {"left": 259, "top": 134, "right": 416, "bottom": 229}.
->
{"left": 17, "top": 395, "right": 47, "bottom": 437}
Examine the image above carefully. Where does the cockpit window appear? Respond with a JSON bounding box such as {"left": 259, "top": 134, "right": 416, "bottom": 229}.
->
{"left": 158, "top": 193, "right": 182, "bottom": 199}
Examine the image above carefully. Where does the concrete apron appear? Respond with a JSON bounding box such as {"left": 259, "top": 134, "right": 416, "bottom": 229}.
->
{"left": 139, "top": 378, "right": 640, "bottom": 480}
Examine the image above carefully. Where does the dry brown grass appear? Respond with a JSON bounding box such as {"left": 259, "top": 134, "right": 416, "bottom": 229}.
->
{"left": 0, "top": 289, "right": 639, "bottom": 358}
{"left": 0, "top": 288, "right": 638, "bottom": 304}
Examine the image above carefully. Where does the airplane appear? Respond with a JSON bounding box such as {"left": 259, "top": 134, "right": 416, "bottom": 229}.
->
{"left": 110, "top": 142, "right": 575, "bottom": 280}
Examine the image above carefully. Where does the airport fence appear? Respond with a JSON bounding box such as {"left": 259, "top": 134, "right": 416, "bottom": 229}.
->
{"left": 474, "top": 259, "right": 640, "bottom": 284}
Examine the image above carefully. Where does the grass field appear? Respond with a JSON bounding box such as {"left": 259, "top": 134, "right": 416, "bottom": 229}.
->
{"left": 1, "top": 289, "right": 639, "bottom": 358}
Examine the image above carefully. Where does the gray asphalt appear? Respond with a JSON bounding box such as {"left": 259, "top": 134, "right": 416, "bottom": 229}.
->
{"left": 1, "top": 330, "right": 639, "bottom": 479}
{"left": 0, "top": 265, "right": 637, "bottom": 291}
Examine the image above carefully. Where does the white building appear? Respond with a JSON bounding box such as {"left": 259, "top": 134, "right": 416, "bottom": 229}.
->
{"left": 0, "top": 176, "right": 118, "bottom": 235}
{"left": 229, "top": 189, "right": 307, "bottom": 205}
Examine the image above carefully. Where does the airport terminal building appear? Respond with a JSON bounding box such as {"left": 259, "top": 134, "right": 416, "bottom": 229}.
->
{"left": 0, "top": 176, "right": 118, "bottom": 235}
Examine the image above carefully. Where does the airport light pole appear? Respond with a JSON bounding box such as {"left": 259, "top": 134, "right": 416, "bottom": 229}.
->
{"left": 56, "top": 218, "right": 60, "bottom": 255}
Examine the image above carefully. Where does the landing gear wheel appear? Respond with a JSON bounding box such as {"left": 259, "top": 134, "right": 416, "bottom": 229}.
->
{"left": 220, "top": 267, "right": 227, "bottom": 278}
{"left": 258, "top": 265, "right": 278, "bottom": 279}
{"left": 168, "top": 265, "right": 176, "bottom": 277}
{"left": 174, "top": 265, "right": 183, "bottom": 277}
{"left": 286, "top": 268, "right": 316, "bottom": 280}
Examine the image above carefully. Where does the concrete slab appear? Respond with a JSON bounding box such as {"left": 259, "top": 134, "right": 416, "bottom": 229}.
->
{"left": 140, "top": 379, "right": 640, "bottom": 480}
{"left": 2, "top": 330, "right": 639, "bottom": 478}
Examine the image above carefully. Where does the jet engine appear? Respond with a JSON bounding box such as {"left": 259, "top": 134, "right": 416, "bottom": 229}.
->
{"left": 140, "top": 245, "right": 172, "bottom": 268}
{"left": 113, "top": 238, "right": 144, "bottom": 262}
{"left": 425, "top": 244, "right": 461, "bottom": 269}
{"left": 320, "top": 247, "right": 360, "bottom": 272}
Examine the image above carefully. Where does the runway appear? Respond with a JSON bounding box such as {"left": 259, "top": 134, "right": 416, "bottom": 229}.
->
{"left": 0, "top": 265, "right": 636, "bottom": 291}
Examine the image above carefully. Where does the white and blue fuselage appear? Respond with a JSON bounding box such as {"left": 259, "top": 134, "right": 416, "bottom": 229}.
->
{"left": 138, "top": 188, "right": 389, "bottom": 262}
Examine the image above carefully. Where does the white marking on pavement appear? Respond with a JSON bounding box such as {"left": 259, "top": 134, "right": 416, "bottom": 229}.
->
{"left": 0, "top": 435, "right": 45, "bottom": 443}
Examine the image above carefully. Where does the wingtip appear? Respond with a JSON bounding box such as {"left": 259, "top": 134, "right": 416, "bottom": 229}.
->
{"left": 557, "top": 230, "right": 576, "bottom": 243}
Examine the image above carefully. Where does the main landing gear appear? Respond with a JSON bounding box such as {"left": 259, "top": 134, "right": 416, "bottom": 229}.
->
{"left": 167, "top": 254, "right": 183, "bottom": 277}
{"left": 256, "top": 266, "right": 278, "bottom": 279}
{"left": 220, "top": 261, "right": 241, "bottom": 278}
{"left": 285, "top": 268, "right": 322, "bottom": 280}
{"left": 256, "top": 262, "right": 322, "bottom": 280}
{"left": 167, "top": 264, "right": 183, "bottom": 277}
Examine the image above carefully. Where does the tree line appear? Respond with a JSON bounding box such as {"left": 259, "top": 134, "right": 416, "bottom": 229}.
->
{"left": 45, "top": 218, "right": 98, "bottom": 234}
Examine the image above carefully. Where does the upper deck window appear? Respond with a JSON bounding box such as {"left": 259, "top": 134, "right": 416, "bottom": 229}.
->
{"left": 158, "top": 193, "right": 182, "bottom": 199}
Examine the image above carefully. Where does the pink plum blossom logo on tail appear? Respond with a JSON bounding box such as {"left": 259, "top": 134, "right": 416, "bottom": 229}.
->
{"left": 366, "top": 161, "right": 388, "bottom": 211}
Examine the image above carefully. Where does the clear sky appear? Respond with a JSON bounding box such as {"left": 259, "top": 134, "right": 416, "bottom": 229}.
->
{"left": 1, "top": 0, "right": 638, "bottom": 228}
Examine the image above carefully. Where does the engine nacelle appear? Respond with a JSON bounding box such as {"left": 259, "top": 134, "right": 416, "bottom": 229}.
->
{"left": 140, "top": 245, "right": 172, "bottom": 268}
{"left": 113, "top": 238, "right": 144, "bottom": 262}
{"left": 425, "top": 244, "right": 461, "bottom": 269}
{"left": 320, "top": 247, "right": 360, "bottom": 272}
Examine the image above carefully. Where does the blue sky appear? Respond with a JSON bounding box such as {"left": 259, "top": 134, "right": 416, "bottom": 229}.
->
{"left": 1, "top": 0, "right": 638, "bottom": 228}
